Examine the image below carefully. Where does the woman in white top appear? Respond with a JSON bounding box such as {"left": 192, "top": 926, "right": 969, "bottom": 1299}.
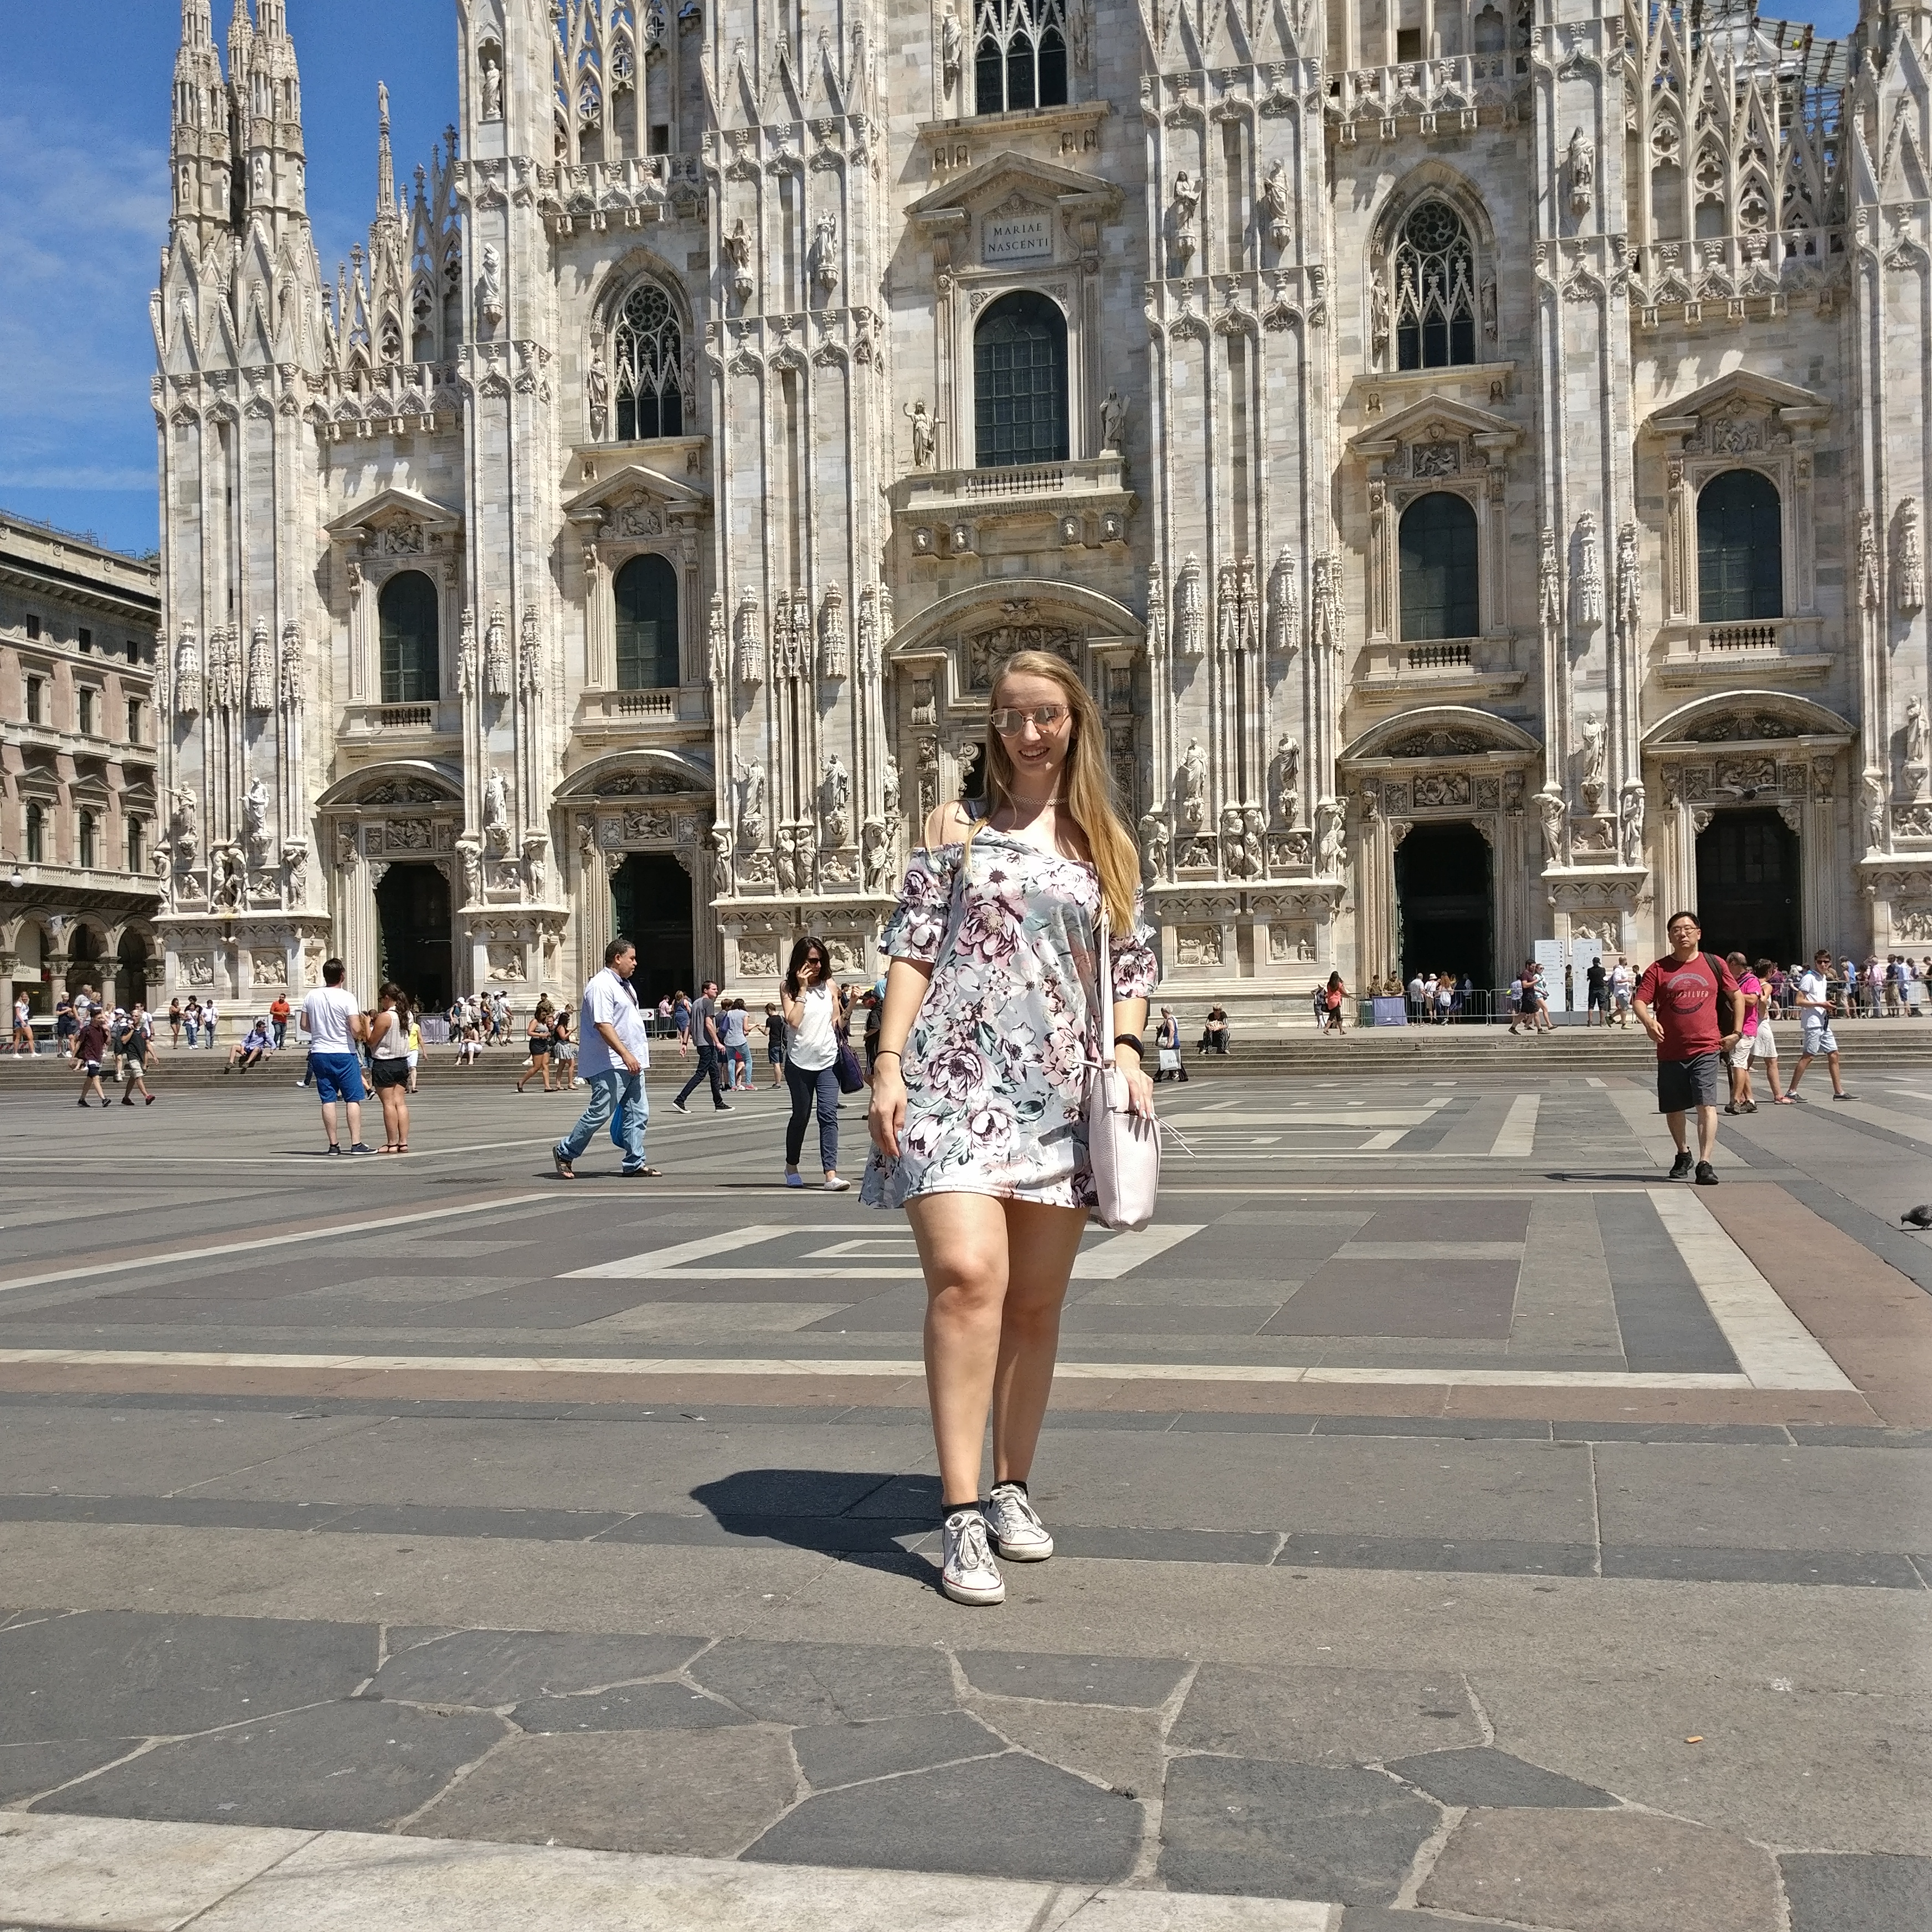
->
{"left": 780, "top": 937, "right": 851, "bottom": 1190}
{"left": 367, "top": 982, "right": 413, "bottom": 1153}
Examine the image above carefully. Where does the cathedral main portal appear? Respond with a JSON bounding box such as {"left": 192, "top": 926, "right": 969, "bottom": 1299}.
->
{"left": 1395, "top": 822, "right": 1493, "bottom": 993}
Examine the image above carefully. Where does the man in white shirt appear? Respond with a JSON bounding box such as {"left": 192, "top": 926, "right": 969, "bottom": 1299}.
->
{"left": 300, "top": 958, "right": 369, "bottom": 1153}
{"left": 1610, "top": 957, "right": 1635, "bottom": 1027}
{"left": 1787, "top": 948, "right": 1852, "bottom": 1102}
{"left": 553, "top": 936, "right": 658, "bottom": 1178}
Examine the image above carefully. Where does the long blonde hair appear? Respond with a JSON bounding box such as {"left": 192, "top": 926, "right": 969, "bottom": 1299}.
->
{"left": 984, "top": 650, "right": 1139, "bottom": 932}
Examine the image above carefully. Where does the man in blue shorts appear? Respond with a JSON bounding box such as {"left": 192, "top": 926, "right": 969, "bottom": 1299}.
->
{"left": 300, "top": 958, "right": 369, "bottom": 1154}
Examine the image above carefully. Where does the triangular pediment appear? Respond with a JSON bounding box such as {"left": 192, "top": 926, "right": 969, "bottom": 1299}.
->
{"left": 325, "top": 486, "right": 463, "bottom": 542}
{"left": 562, "top": 463, "right": 711, "bottom": 527}
{"left": 1646, "top": 369, "right": 1828, "bottom": 434}
{"left": 1349, "top": 394, "right": 1520, "bottom": 454}
{"left": 907, "top": 150, "right": 1121, "bottom": 227}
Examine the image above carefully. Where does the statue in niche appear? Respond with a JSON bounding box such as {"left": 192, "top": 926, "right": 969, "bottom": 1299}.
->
{"left": 1370, "top": 269, "right": 1391, "bottom": 359}
{"left": 1864, "top": 772, "right": 1888, "bottom": 851}
{"left": 1537, "top": 783, "right": 1567, "bottom": 867}
{"left": 1620, "top": 780, "right": 1646, "bottom": 869}
{"left": 1270, "top": 736, "right": 1301, "bottom": 828}
{"left": 242, "top": 776, "right": 271, "bottom": 869}
{"left": 1145, "top": 562, "right": 1167, "bottom": 660}
{"left": 724, "top": 219, "right": 754, "bottom": 301}
{"left": 523, "top": 834, "right": 547, "bottom": 903}
{"left": 1573, "top": 512, "right": 1604, "bottom": 626}
{"left": 1538, "top": 526, "right": 1561, "bottom": 635}
{"left": 587, "top": 347, "right": 609, "bottom": 439}
{"left": 708, "top": 826, "right": 735, "bottom": 902}
{"left": 820, "top": 753, "right": 852, "bottom": 848}
{"left": 1579, "top": 714, "right": 1607, "bottom": 812}
{"left": 808, "top": 211, "right": 839, "bottom": 295}
{"left": 774, "top": 828, "right": 799, "bottom": 896}
{"left": 1568, "top": 127, "right": 1595, "bottom": 217}
{"left": 1262, "top": 159, "right": 1292, "bottom": 249}
{"left": 459, "top": 840, "right": 484, "bottom": 907}
{"left": 1481, "top": 271, "right": 1498, "bottom": 339}
{"left": 480, "top": 53, "right": 502, "bottom": 120}
{"left": 942, "top": 7, "right": 963, "bottom": 92}
{"left": 482, "top": 768, "right": 510, "bottom": 856}
{"left": 1314, "top": 797, "right": 1343, "bottom": 877}
{"left": 1615, "top": 521, "right": 1642, "bottom": 639}
{"left": 735, "top": 756, "right": 767, "bottom": 849}
{"left": 1099, "top": 389, "right": 1127, "bottom": 451}
{"left": 1171, "top": 170, "right": 1199, "bottom": 270}
{"left": 214, "top": 847, "right": 246, "bottom": 911}
{"left": 882, "top": 752, "right": 901, "bottom": 821}
{"left": 1905, "top": 695, "right": 1930, "bottom": 800}
{"left": 862, "top": 816, "right": 893, "bottom": 892}
{"left": 1176, "top": 738, "right": 1208, "bottom": 831}
{"left": 1139, "top": 810, "right": 1169, "bottom": 881}
{"left": 171, "top": 787, "right": 200, "bottom": 870}
{"left": 475, "top": 244, "right": 503, "bottom": 333}
{"left": 904, "top": 398, "right": 935, "bottom": 470}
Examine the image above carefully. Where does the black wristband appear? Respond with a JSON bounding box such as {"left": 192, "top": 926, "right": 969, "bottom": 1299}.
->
{"left": 1112, "top": 1034, "right": 1144, "bottom": 1058}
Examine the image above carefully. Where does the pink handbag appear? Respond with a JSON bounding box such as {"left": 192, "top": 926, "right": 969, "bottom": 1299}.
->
{"left": 1085, "top": 910, "right": 1162, "bottom": 1231}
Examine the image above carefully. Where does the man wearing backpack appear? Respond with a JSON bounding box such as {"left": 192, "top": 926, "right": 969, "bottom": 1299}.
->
{"left": 1631, "top": 911, "right": 1746, "bottom": 1186}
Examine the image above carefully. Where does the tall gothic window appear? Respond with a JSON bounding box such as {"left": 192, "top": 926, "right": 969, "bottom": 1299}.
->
{"left": 974, "top": 0, "right": 1068, "bottom": 115}
{"left": 378, "top": 570, "right": 440, "bottom": 703}
{"left": 974, "top": 291, "right": 1069, "bottom": 469}
{"left": 1399, "top": 492, "right": 1481, "bottom": 640}
{"left": 613, "top": 282, "right": 684, "bottom": 440}
{"left": 1393, "top": 201, "right": 1477, "bottom": 371}
{"left": 614, "top": 553, "right": 680, "bottom": 689}
{"left": 24, "top": 802, "right": 44, "bottom": 865}
{"left": 1697, "top": 470, "right": 1783, "bottom": 621}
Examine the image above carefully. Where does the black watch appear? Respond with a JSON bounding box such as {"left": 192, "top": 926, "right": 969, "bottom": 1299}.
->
{"left": 1113, "top": 1033, "right": 1145, "bottom": 1059}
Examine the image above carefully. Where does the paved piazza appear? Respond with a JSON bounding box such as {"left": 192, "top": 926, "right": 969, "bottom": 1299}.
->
{"left": 0, "top": 1062, "right": 1929, "bottom": 1931}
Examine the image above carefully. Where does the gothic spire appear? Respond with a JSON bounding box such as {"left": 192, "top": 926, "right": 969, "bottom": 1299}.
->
{"left": 377, "top": 83, "right": 397, "bottom": 219}
{"left": 181, "top": 0, "right": 213, "bottom": 45}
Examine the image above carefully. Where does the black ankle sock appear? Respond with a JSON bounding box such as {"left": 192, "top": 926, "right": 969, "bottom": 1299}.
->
{"left": 993, "top": 1477, "right": 1028, "bottom": 1495}
{"left": 942, "top": 1501, "right": 982, "bottom": 1524}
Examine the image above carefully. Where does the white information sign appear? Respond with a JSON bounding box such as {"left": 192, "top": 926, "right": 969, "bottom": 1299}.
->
{"left": 1533, "top": 938, "right": 1570, "bottom": 1013}
{"left": 1571, "top": 937, "right": 1609, "bottom": 1015}
{"left": 983, "top": 212, "right": 1053, "bottom": 263}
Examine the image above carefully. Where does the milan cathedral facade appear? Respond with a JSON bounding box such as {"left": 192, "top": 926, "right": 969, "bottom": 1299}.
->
{"left": 151, "top": 0, "right": 1932, "bottom": 1013}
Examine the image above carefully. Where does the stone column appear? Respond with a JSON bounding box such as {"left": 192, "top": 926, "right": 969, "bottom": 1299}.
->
{"left": 0, "top": 953, "right": 13, "bottom": 1034}
{"left": 333, "top": 826, "right": 379, "bottom": 1001}
{"left": 575, "top": 820, "right": 611, "bottom": 989}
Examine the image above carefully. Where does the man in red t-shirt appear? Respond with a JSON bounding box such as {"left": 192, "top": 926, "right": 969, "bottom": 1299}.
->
{"left": 1632, "top": 910, "right": 1745, "bottom": 1186}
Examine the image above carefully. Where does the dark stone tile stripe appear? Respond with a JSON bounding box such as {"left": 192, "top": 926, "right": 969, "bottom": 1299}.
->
{"left": 1593, "top": 1193, "right": 1739, "bottom": 1374}
{"left": 5, "top": 1492, "right": 1921, "bottom": 1586}
{"left": 1777, "top": 1175, "right": 1932, "bottom": 1299}
{"left": 6, "top": 1388, "right": 1921, "bottom": 1445}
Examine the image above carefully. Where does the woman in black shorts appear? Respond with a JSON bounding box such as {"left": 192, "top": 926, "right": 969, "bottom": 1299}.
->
{"left": 367, "top": 983, "right": 413, "bottom": 1153}
{"left": 517, "top": 1000, "right": 556, "bottom": 1093}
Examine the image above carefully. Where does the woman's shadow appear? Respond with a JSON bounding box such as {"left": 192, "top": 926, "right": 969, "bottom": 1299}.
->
{"left": 687, "top": 1468, "right": 944, "bottom": 1586}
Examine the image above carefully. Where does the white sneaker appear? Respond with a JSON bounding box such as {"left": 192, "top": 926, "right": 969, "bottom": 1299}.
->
{"left": 940, "top": 1507, "right": 1005, "bottom": 1606}
{"left": 823, "top": 1175, "right": 851, "bottom": 1192}
{"left": 985, "top": 1481, "right": 1054, "bottom": 1561}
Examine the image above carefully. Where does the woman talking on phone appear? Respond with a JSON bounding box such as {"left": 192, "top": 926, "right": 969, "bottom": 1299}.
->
{"left": 864, "top": 650, "right": 1157, "bottom": 1606}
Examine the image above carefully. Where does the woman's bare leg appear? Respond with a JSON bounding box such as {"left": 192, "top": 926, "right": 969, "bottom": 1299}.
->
{"left": 990, "top": 1199, "right": 1087, "bottom": 1484}
{"left": 907, "top": 1192, "right": 1013, "bottom": 1508}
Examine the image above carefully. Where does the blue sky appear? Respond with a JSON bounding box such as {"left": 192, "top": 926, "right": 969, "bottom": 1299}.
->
{"left": 0, "top": 1, "right": 457, "bottom": 558}
{"left": 0, "top": 0, "right": 1863, "bottom": 561}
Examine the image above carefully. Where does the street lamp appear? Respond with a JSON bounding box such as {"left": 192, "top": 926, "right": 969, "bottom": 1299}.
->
{"left": 0, "top": 849, "right": 22, "bottom": 890}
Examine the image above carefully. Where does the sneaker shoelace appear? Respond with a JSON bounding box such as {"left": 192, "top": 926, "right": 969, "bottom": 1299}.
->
{"left": 949, "top": 1511, "right": 996, "bottom": 1577}
{"left": 992, "top": 1486, "right": 1044, "bottom": 1535}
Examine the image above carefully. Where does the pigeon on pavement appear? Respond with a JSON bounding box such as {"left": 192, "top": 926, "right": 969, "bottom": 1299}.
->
{"left": 1903, "top": 1205, "right": 1932, "bottom": 1230}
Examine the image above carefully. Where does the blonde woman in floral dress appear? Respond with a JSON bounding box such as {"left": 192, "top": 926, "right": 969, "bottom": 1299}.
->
{"left": 865, "top": 651, "right": 1157, "bottom": 1606}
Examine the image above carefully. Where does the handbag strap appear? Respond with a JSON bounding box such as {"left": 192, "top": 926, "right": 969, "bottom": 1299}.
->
{"left": 1093, "top": 904, "right": 1116, "bottom": 1069}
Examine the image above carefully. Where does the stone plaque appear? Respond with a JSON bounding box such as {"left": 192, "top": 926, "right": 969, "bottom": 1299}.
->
{"left": 984, "top": 211, "right": 1053, "bottom": 263}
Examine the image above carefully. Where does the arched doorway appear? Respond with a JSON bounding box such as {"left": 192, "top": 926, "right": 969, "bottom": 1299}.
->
{"left": 1395, "top": 821, "right": 1493, "bottom": 990}
{"left": 117, "top": 931, "right": 149, "bottom": 1009}
{"left": 376, "top": 862, "right": 453, "bottom": 1011}
{"left": 1695, "top": 809, "right": 1798, "bottom": 965}
{"left": 67, "top": 924, "right": 104, "bottom": 1001}
{"left": 610, "top": 852, "right": 695, "bottom": 1003}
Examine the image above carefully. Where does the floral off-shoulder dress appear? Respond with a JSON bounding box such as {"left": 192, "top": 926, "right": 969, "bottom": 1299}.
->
{"left": 861, "top": 829, "right": 1159, "bottom": 1211}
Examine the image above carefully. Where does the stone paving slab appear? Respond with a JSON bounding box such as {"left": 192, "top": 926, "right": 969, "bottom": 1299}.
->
{"left": 0, "top": 1813, "right": 1343, "bottom": 1931}
{"left": 1417, "top": 1807, "right": 1781, "bottom": 1932}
